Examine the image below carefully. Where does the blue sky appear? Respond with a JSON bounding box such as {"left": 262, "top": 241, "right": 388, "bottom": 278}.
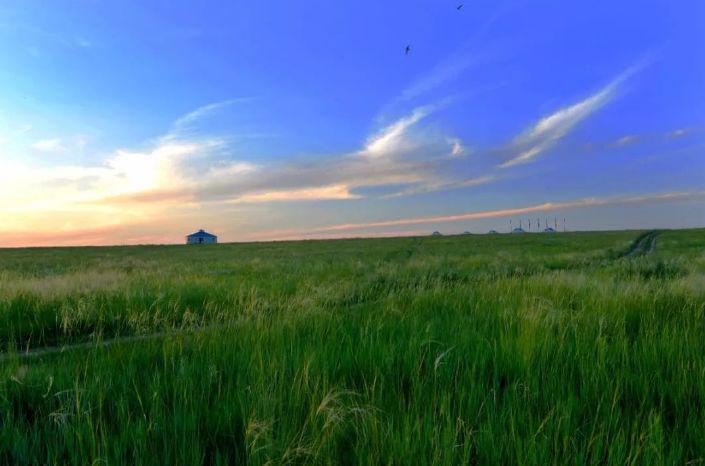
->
{"left": 0, "top": 0, "right": 703, "bottom": 245}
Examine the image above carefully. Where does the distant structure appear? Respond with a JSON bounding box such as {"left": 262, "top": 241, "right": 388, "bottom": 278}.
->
{"left": 488, "top": 230, "right": 499, "bottom": 234}
{"left": 462, "top": 231, "right": 471, "bottom": 235}
{"left": 431, "top": 231, "right": 442, "bottom": 237}
{"left": 543, "top": 218, "right": 555, "bottom": 232}
{"left": 186, "top": 229, "right": 218, "bottom": 245}
{"left": 505, "top": 217, "right": 566, "bottom": 234}
{"left": 512, "top": 219, "right": 525, "bottom": 234}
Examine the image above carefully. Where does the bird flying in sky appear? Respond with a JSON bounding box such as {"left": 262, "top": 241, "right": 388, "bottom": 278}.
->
{"left": 405, "top": 45, "right": 411, "bottom": 55}
{"left": 457, "top": 4, "right": 464, "bottom": 10}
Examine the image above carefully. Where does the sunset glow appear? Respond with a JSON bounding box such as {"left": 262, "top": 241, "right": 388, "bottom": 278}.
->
{"left": 0, "top": 1, "right": 703, "bottom": 246}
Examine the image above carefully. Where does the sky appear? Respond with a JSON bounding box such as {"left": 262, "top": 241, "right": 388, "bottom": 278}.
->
{"left": 0, "top": 0, "right": 704, "bottom": 246}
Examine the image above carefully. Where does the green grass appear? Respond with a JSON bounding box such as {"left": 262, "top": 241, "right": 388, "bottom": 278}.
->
{"left": 1, "top": 229, "right": 704, "bottom": 464}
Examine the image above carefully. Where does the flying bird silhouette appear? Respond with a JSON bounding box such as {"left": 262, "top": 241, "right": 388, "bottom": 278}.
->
{"left": 457, "top": 4, "right": 464, "bottom": 10}
{"left": 405, "top": 45, "right": 411, "bottom": 55}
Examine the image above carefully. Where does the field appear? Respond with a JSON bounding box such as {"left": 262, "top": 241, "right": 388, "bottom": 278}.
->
{"left": 1, "top": 229, "right": 704, "bottom": 464}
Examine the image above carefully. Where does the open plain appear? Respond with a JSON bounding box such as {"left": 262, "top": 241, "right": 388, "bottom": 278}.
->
{"left": 1, "top": 229, "right": 704, "bottom": 464}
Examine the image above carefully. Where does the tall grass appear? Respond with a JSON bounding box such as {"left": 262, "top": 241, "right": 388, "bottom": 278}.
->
{"left": 1, "top": 229, "right": 704, "bottom": 464}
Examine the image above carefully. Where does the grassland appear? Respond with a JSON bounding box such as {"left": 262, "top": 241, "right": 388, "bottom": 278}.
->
{"left": 1, "top": 229, "right": 704, "bottom": 465}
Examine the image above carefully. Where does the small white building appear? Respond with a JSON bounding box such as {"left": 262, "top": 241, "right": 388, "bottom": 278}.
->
{"left": 186, "top": 229, "right": 218, "bottom": 244}
{"left": 511, "top": 227, "right": 525, "bottom": 234}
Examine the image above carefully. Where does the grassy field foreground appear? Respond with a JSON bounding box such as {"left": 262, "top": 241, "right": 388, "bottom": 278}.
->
{"left": 1, "top": 229, "right": 704, "bottom": 464}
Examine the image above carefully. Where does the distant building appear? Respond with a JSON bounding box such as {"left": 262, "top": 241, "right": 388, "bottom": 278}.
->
{"left": 431, "top": 231, "right": 442, "bottom": 237}
{"left": 488, "top": 230, "right": 499, "bottom": 234}
{"left": 186, "top": 229, "right": 218, "bottom": 244}
{"left": 543, "top": 227, "right": 556, "bottom": 233}
{"left": 462, "top": 231, "right": 471, "bottom": 235}
{"left": 511, "top": 227, "right": 525, "bottom": 234}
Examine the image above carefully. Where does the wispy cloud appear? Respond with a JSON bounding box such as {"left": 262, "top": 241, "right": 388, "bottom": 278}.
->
{"left": 32, "top": 138, "right": 66, "bottom": 152}
{"left": 359, "top": 106, "right": 432, "bottom": 158}
{"left": 400, "top": 55, "right": 483, "bottom": 102}
{"left": 667, "top": 127, "right": 693, "bottom": 139}
{"left": 232, "top": 184, "right": 360, "bottom": 203}
{"left": 260, "top": 190, "right": 705, "bottom": 238}
{"left": 240, "top": 228, "right": 429, "bottom": 242}
{"left": 382, "top": 174, "right": 496, "bottom": 199}
{"left": 450, "top": 138, "right": 466, "bottom": 157}
{"left": 395, "top": 2, "right": 512, "bottom": 104}
{"left": 499, "top": 66, "right": 640, "bottom": 168}
{"left": 158, "top": 98, "right": 277, "bottom": 146}
{"left": 612, "top": 135, "right": 639, "bottom": 147}
{"left": 171, "top": 99, "right": 245, "bottom": 133}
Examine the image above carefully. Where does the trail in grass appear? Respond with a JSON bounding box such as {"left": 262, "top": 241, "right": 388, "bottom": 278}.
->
{"left": 0, "top": 324, "right": 231, "bottom": 362}
{"left": 621, "top": 230, "right": 660, "bottom": 258}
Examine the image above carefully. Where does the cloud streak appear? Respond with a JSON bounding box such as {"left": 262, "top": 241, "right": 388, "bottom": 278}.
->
{"left": 360, "top": 106, "right": 431, "bottom": 158}
{"left": 394, "top": 2, "right": 512, "bottom": 104}
{"left": 33, "top": 138, "right": 66, "bottom": 152}
{"left": 232, "top": 184, "right": 360, "bottom": 203}
{"left": 171, "top": 99, "right": 248, "bottom": 134}
{"left": 278, "top": 190, "right": 705, "bottom": 235}
{"left": 499, "top": 66, "right": 639, "bottom": 168}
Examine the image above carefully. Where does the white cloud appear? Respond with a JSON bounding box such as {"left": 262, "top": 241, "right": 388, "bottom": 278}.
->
{"left": 499, "top": 66, "right": 639, "bottom": 168}
{"left": 450, "top": 138, "right": 465, "bottom": 157}
{"left": 400, "top": 56, "right": 480, "bottom": 102}
{"left": 170, "top": 99, "right": 250, "bottom": 137}
{"left": 233, "top": 184, "right": 360, "bottom": 203}
{"left": 500, "top": 146, "right": 542, "bottom": 168}
{"left": 614, "top": 135, "right": 639, "bottom": 146}
{"left": 500, "top": 86, "right": 614, "bottom": 167}
{"left": 667, "top": 128, "right": 692, "bottom": 139}
{"left": 384, "top": 174, "right": 496, "bottom": 199}
{"left": 205, "top": 161, "right": 258, "bottom": 181}
{"left": 360, "top": 106, "right": 431, "bottom": 158}
{"left": 33, "top": 138, "right": 66, "bottom": 152}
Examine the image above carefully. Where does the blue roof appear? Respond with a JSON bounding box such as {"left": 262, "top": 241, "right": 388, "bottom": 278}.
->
{"left": 187, "top": 229, "right": 217, "bottom": 238}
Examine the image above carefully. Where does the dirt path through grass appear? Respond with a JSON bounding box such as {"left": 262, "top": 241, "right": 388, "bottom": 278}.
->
{"left": 621, "top": 230, "right": 660, "bottom": 258}
{"left": 0, "top": 324, "right": 231, "bottom": 362}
